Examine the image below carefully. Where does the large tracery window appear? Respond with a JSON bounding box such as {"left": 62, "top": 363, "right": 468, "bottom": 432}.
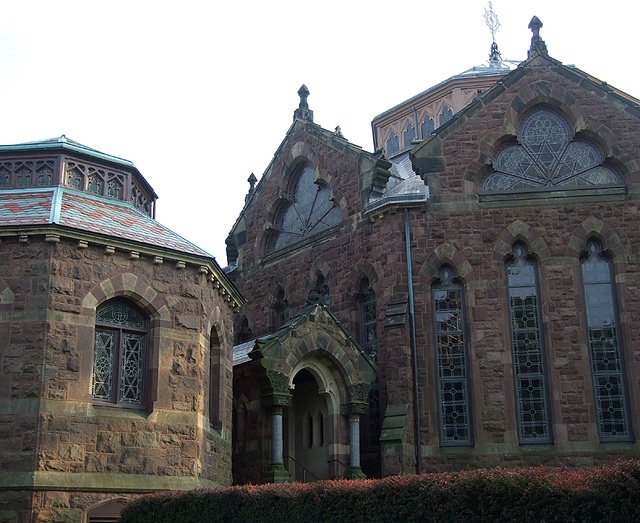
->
{"left": 433, "top": 266, "right": 472, "bottom": 445}
{"left": 269, "top": 164, "right": 341, "bottom": 252}
{"left": 93, "top": 299, "right": 148, "bottom": 407}
{"left": 481, "top": 107, "right": 622, "bottom": 194}
{"left": 581, "top": 240, "right": 631, "bottom": 441}
{"left": 506, "top": 244, "right": 551, "bottom": 443}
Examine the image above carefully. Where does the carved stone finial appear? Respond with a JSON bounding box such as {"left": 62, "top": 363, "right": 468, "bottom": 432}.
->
{"left": 245, "top": 173, "right": 258, "bottom": 203}
{"left": 528, "top": 16, "right": 548, "bottom": 58}
{"left": 248, "top": 173, "right": 257, "bottom": 191}
{"left": 293, "top": 84, "right": 314, "bottom": 122}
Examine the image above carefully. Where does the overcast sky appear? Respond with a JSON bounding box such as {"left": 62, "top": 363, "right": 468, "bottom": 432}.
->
{"left": 0, "top": 1, "right": 637, "bottom": 264}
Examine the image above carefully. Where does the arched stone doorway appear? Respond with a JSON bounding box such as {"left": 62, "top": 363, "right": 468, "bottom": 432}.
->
{"left": 286, "top": 369, "right": 330, "bottom": 480}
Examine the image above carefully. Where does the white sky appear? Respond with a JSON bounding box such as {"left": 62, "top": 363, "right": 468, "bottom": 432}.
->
{"left": 0, "top": 1, "right": 637, "bottom": 263}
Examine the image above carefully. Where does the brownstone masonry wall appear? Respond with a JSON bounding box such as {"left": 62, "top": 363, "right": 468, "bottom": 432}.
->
{"left": 0, "top": 234, "right": 236, "bottom": 521}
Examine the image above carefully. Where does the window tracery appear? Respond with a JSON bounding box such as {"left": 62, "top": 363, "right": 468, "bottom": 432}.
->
{"left": 506, "top": 243, "right": 551, "bottom": 443}
{"left": 358, "top": 278, "right": 377, "bottom": 361}
{"left": 581, "top": 240, "right": 631, "bottom": 441}
{"left": 93, "top": 299, "right": 148, "bottom": 407}
{"left": 269, "top": 164, "right": 340, "bottom": 253}
{"left": 481, "top": 108, "right": 622, "bottom": 193}
{"left": 433, "top": 266, "right": 472, "bottom": 445}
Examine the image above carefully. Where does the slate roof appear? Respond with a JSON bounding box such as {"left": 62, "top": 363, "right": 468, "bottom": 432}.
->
{"left": 232, "top": 340, "right": 255, "bottom": 366}
{"left": 0, "top": 186, "right": 210, "bottom": 257}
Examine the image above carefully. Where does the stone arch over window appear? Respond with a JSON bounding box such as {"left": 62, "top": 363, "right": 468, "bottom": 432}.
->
{"left": 480, "top": 106, "right": 623, "bottom": 194}
{"left": 506, "top": 242, "right": 552, "bottom": 443}
{"left": 492, "top": 220, "right": 549, "bottom": 264}
{"left": 93, "top": 298, "right": 149, "bottom": 407}
{"left": 432, "top": 265, "right": 472, "bottom": 445}
{"left": 420, "top": 243, "right": 475, "bottom": 284}
{"left": 267, "top": 162, "right": 341, "bottom": 253}
{"left": 83, "top": 274, "right": 170, "bottom": 409}
{"left": 86, "top": 498, "right": 127, "bottom": 523}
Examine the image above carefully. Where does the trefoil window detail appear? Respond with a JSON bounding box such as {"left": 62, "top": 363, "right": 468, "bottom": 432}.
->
{"left": 433, "top": 266, "right": 472, "bottom": 445}
{"left": 481, "top": 107, "right": 622, "bottom": 193}
{"left": 581, "top": 240, "right": 631, "bottom": 441}
{"left": 507, "top": 243, "right": 551, "bottom": 443}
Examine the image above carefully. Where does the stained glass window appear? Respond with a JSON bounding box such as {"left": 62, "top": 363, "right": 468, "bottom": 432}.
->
{"left": 93, "top": 299, "right": 147, "bottom": 407}
{"left": 270, "top": 165, "right": 341, "bottom": 252}
{"left": 433, "top": 267, "right": 472, "bottom": 445}
{"left": 507, "top": 244, "right": 551, "bottom": 443}
{"left": 581, "top": 241, "right": 631, "bottom": 441}
{"left": 481, "top": 108, "right": 622, "bottom": 193}
{"left": 359, "top": 279, "right": 377, "bottom": 361}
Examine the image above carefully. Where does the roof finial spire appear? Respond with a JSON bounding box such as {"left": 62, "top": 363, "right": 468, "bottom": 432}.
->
{"left": 528, "top": 16, "right": 548, "bottom": 58}
{"left": 484, "top": 2, "right": 502, "bottom": 62}
{"left": 293, "top": 84, "right": 314, "bottom": 123}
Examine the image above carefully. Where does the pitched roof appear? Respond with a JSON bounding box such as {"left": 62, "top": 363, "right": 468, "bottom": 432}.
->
{"left": 0, "top": 186, "right": 210, "bottom": 257}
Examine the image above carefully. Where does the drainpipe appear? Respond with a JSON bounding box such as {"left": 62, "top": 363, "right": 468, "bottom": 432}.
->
{"left": 404, "top": 207, "right": 422, "bottom": 474}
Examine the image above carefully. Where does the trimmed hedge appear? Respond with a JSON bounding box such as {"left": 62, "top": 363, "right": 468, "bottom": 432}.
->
{"left": 120, "top": 460, "right": 640, "bottom": 522}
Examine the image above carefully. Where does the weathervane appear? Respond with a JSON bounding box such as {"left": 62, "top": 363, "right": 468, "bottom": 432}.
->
{"left": 484, "top": 2, "right": 502, "bottom": 62}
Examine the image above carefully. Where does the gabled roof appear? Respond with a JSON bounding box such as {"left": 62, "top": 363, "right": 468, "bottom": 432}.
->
{"left": 232, "top": 303, "right": 375, "bottom": 375}
{"left": 0, "top": 186, "right": 210, "bottom": 257}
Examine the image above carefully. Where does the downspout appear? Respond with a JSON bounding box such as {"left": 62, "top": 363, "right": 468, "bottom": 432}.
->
{"left": 404, "top": 207, "right": 422, "bottom": 474}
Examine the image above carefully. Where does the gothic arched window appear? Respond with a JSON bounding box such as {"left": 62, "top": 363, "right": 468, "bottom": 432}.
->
{"left": 481, "top": 107, "right": 622, "bottom": 194}
{"left": 403, "top": 124, "right": 416, "bottom": 149}
{"left": 386, "top": 132, "right": 399, "bottom": 156}
{"left": 581, "top": 240, "right": 631, "bottom": 441}
{"left": 209, "top": 326, "right": 223, "bottom": 430}
{"left": 93, "top": 299, "right": 148, "bottom": 407}
{"left": 420, "top": 115, "right": 434, "bottom": 139}
{"left": 269, "top": 164, "right": 341, "bottom": 252}
{"left": 273, "top": 287, "right": 289, "bottom": 331}
{"left": 506, "top": 243, "right": 551, "bottom": 443}
{"left": 358, "top": 278, "right": 377, "bottom": 361}
{"left": 433, "top": 266, "right": 472, "bottom": 445}
{"left": 439, "top": 105, "right": 453, "bottom": 126}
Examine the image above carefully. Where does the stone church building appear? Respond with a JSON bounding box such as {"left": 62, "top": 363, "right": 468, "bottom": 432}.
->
{"left": 2, "top": 15, "right": 640, "bottom": 521}
{"left": 226, "top": 17, "right": 640, "bottom": 483}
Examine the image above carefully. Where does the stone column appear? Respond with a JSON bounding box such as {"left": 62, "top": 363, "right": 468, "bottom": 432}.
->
{"left": 271, "top": 406, "right": 284, "bottom": 465}
{"left": 349, "top": 414, "right": 361, "bottom": 470}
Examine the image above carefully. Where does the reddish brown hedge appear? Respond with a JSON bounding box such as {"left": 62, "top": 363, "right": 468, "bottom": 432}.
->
{"left": 120, "top": 460, "right": 640, "bottom": 522}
